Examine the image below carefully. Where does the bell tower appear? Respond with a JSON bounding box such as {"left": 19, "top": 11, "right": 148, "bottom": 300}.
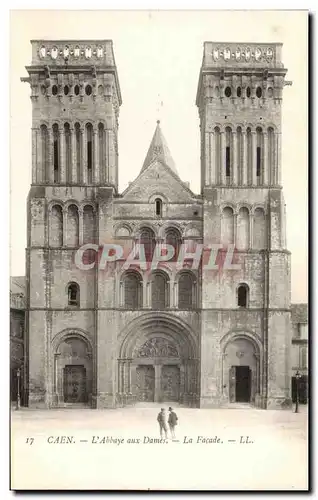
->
{"left": 22, "top": 40, "right": 122, "bottom": 408}
{"left": 197, "top": 43, "right": 292, "bottom": 409}
{"left": 196, "top": 42, "right": 287, "bottom": 191}
{"left": 22, "top": 40, "right": 121, "bottom": 188}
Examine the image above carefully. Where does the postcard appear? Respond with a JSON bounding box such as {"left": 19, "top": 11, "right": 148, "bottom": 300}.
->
{"left": 10, "top": 9, "right": 308, "bottom": 491}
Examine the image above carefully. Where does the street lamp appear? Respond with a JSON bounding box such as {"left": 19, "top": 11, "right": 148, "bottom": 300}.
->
{"left": 295, "top": 370, "right": 301, "bottom": 413}
{"left": 16, "top": 368, "right": 21, "bottom": 410}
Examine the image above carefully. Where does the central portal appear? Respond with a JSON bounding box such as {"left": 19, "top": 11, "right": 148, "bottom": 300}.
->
{"left": 118, "top": 319, "right": 198, "bottom": 406}
{"left": 135, "top": 364, "right": 181, "bottom": 402}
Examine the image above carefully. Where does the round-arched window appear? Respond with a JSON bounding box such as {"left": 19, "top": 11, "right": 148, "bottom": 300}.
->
{"left": 64, "top": 85, "right": 69, "bottom": 96}
{"left": 51, "top": 46, "right": 58, "bottom": 59}
{"left": 85, "top": 85, "right": 92, "bottom": 96}
{"left": 225, "top": 87, "right": 232, "bottom": 97}
{"left": 155, "top": 198, "right": 162, "bottom": 217}
{"left": 256, "top": 87, "right": 262, "bottom": 98}
{"left": 246, "top": 87, "right": 251, "bottom": 98}
{"left": 74, "top": 85, "right": 80, "bottom": 96}
{"left": 52, "top": 85, "right": 58, "bottom": 96}
{"left": 237, "top": 284, "right": 249, "bottom": 308}
{"left": 237, "top": 86, "right": 242, "bottom": 97}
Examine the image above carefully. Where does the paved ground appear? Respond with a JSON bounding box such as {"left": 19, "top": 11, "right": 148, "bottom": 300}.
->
{"left": 11, "top": 404, "right": 308, "bottom": 491}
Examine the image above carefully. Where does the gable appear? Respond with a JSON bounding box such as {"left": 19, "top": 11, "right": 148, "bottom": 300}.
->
{"left": 121, "top": 160, "right": 197, "bottom": 203}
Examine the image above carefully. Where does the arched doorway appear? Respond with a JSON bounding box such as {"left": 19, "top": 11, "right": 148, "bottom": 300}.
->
{"left": 53, "top": 333, "right": 93, "bottom": 407}
{"left": 222, "top": 335, "right": 261, "bottom": 404}
{"left": 118, "top": 314, "right": 198, "bottom": 406}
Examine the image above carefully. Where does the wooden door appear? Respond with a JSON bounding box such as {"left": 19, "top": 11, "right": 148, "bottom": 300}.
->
{"left": 63, "top": 365, "right": 87, "bottom": 403}
{"left": 162, "top": 365, "right": 180, "bottom": 401}
{"left": 229, "top": 366, "right": 236, "bottom": 403}
{"left": 236, "top": 366, "right": 251, "bottom": 402}
{"left": 136, "top": 366, "right": 155, "bottom": 402}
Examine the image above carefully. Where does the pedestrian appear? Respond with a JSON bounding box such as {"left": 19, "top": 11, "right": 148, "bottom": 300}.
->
{"left": 157, "top": 408, "right": 168, "bottom": 439}
{"left": 168, "top": 407, "right": 178, "bottom": 439}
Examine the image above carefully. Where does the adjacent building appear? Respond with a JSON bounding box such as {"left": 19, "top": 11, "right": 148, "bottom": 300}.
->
{"left": 291, "top": 304, "right": 308, "bottom": 403}
{"left": 10, "top": 277, "right": 26, "bottom": 404}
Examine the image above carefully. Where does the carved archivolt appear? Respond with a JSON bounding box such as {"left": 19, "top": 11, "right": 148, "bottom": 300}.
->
{"left": 135, "top": 337, "right": 179, "bottom": 358}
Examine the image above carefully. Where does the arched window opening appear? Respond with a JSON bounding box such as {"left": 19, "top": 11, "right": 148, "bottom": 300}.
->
{"left": 256, "top": 147, "right": 261, "bottom": 177}
{"left": 68, "top": 283, "right": 80, "bottom": 307}
{"left": 237, "top": 207, "right": 249, "bottom": 250}
{"left": 123, "top": 271, "right": 142, "bottom": 309}
{"left": 53, "top": 124, "right": 59, "bottom": 183}
{"left": 237, "top": 127, "right": 243, "bottom": 184}
{"left": 40, "top": 125, "right": 49, "bottom": 183}
{"left": 178, "top": 273, "right": 196, "bottom": 309}
{"left": 140, "top": 228, "right": 156, "bottom": 265}
{"left": 256, "top": 127, "right": 263, "bottom": 183}
{"left": 64, "top": 85, "right": 69, "bottom": 96}
{"left": 64, "top": 123, "right": 71, "bottom": 183}
{"left": 165, "top": 228, "right": 182, "bottom": 262}
{"left": 155, "top": 198, "right": 162, "bottom": 217}
{"left": 74, "top": 85, "right": 80, "bottom": 96}
{"left": 225, "top": 127, "right": 232, "bottom": 180}
{"left": 67, "top": 205, "right": 79, "bottom": 247}
{"left": 246, "top": 87, "right": 251, "bottom": 98}
{"left": 246, "top": 127, "right": 252, "bottom": 185}
{"left": 98, "top": 123, "right": 105, "bottom": 183}
{"left": 85, "top": 85, "right": 92, "bottom": 96}
{"left": 52, "top": 85, "right": 58, "bottom": 96}
{"left": 238, "top": 284, "right": 249, "bottom": 308}
{"left": 268, "top": 127, "right": 275, "bottom": 184}
{"left": 214, "top": 126, "right": 221, "bottom": 184}
{"left": 237, "top": 86, "right": 242, "bottom": 97}
{"left": 253, "top": 207, "right": 266, "bottom": 249}
{"left": 49, "top": 205, "right": 63, "bottom": 247}
{"left": 151, "top": 271, "right": 169, "bottom": 309}
{"left": 221, "top": 207, "right": 234, "bottom": 246}
{"left": 75, "top": 123, "right": 81, "bottom": 182}
{"left": 225, "top": 86, "right": 232, "bottom": 97}
{"left": 86, "top": 124, "right": 93, "bottom": 183}
{"left": 83, "top": 205, "right": 95, "bottom": 245}
{"left": 256, "top": 87, "right": 262, "bottom": 98}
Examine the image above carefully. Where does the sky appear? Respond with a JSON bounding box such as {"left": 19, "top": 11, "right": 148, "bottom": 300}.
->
{"left": 9, "top": 9, "right": 308, "bottom": 302}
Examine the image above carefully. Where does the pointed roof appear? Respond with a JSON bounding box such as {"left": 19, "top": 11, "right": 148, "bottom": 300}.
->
{"left": 140, "top": 121, "right": 178, "bottom": 176}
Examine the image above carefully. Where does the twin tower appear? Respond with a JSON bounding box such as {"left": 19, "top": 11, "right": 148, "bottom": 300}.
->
{"left": 22, "top": 40, "right": 291, "bottom": 409}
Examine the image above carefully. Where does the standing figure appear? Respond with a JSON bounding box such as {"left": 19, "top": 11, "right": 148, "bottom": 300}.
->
{"left": 157, "top": 408, "right": 168, "bottom": 439}
{"left": 168, "top": 407, "right": 178, "bottom": 440}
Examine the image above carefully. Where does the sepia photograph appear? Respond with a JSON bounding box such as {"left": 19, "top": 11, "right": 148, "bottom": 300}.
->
{"left": 9, "top": 9, "right": 308, "bottom": 491}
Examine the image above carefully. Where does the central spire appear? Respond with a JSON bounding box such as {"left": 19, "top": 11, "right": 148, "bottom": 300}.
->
{"left": 140, "top": 121, "right": 178, "bottom": 176}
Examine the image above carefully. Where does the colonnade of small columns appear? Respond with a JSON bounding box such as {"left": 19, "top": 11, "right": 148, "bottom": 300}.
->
{"left": 203, "top": 126, "right": 280, "bottom": 187}
{"left": 221, "top": 205, "right": 267, "bottom": 250}
{"left": 32, "top": 123, "right": 116, "bottom": 185}
{"left": 48, "top": 203, "right": 95, "bottom": 247}
{"left": 118, "top": 271, "right": 198, "bottom": 310}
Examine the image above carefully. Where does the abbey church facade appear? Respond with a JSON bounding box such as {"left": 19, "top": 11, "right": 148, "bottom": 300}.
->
{"left": 22, "top": 40, "right": 292, "bottom": 409}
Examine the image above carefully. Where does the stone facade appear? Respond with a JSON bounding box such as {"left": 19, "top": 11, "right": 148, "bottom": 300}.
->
{"left": 21, "top": 40, "right": 294, "bottom": 409}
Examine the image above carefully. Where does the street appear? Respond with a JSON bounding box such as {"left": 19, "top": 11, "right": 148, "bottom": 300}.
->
{"left": 11, "top": 403, "right": 308, "bottom": 490}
